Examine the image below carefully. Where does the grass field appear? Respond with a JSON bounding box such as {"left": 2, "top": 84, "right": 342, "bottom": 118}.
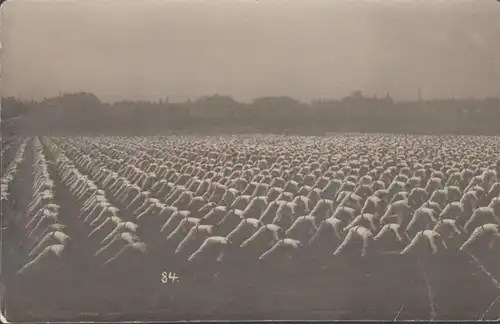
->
{"left": 2, "top": 134, "right": 500, "bottom": 321}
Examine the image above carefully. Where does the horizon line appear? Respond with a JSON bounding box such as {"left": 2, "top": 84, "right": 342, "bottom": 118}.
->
{"left": 3, "top": 91, "right": 500, "bottom": 105}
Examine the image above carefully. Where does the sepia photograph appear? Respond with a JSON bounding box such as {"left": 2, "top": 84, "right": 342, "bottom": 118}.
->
{"left": 1, "top": 0, "right": 500, "bottom": 322}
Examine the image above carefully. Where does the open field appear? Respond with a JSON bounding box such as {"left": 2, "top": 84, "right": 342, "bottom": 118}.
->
{"left": 2, "top": 133, "right": 500, "bottom": 321}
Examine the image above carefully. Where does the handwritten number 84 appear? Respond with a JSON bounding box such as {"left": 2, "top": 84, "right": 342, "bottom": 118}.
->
{"left": 162, "top": 272, "right": 179, "bottom": 284}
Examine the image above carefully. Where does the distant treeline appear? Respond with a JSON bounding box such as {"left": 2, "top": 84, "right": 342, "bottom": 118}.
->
{"left": 2, "top": 91, "right": 500, "bottom": 136}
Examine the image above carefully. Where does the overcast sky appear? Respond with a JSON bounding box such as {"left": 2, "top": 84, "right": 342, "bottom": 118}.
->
{"left": 1, "top": 0, "right": 499, "bottom": 102}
